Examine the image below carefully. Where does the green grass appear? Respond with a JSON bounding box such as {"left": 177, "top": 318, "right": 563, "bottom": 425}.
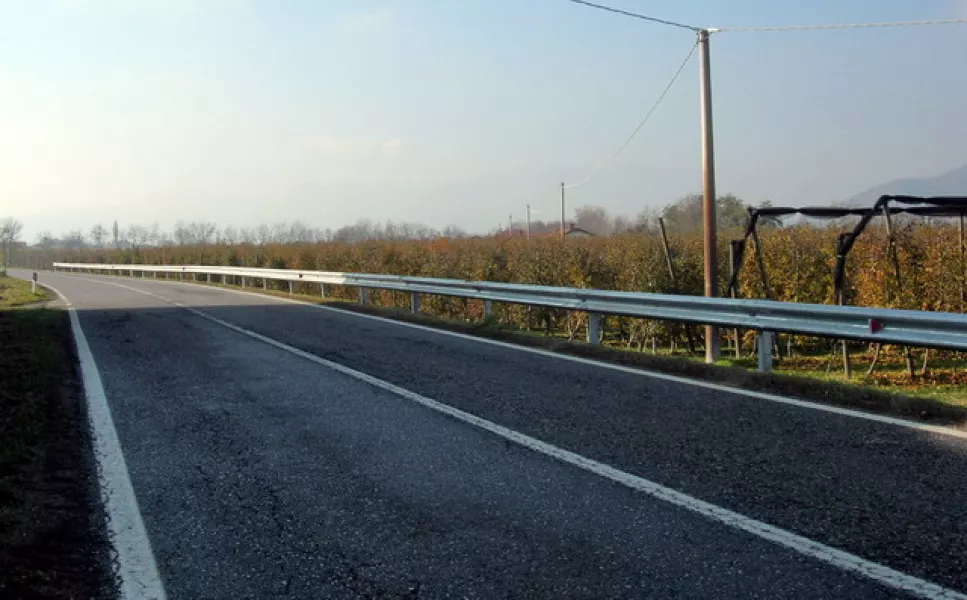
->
{"left": 784, "top": 365, "right": 967, "bottom": 408}
{"left": 0, "top": 274, "right": 48, "bottom": 308}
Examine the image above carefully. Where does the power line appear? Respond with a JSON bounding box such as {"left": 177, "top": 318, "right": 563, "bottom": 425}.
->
{"left": 564, "top": 0, "right": 967, "bottom": 33}
{"left": 564, "top": 39, "right": 698, "bottom": 190}
{"left": 565, "top": 0, "right": 699, "bottom": 32}
{"left": 713, "top": 18, "right": 967, "bottom": 33}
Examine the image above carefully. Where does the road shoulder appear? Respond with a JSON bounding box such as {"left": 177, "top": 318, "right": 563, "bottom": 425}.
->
{"left": 0, "top": 284, "right": 115, "bottom": 599}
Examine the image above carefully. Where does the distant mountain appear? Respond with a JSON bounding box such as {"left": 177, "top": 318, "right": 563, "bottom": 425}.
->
{"left": 844, "top": 164, "right": 967, "bottom": 208}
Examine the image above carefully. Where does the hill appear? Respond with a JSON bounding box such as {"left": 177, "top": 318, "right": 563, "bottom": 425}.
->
{"left": 844, "top": 164, "right": 967, "bottom": 207}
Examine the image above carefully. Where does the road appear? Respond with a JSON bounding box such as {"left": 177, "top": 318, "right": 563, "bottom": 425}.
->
{"left": 16, "top": 270, "right": 967, "bottom": 599}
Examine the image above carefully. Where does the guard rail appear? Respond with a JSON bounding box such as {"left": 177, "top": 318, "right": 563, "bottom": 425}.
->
{"left": 52, "top": 262, "right": 967, "bottom": 372}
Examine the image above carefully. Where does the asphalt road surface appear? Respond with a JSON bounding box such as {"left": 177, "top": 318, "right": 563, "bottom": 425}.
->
{"left": 17, "top": 270, "right": 967, "bottom": 599}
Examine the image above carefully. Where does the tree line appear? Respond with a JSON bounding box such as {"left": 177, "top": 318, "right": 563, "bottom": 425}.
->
{"left": 17, "top": 193, "right": 781, "bottom": 253}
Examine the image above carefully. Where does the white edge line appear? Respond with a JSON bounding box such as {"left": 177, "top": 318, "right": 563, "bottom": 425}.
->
{"left": 65, "top": 271, "right": 967, "bottom": 441}
{"left": 82, "top": 275, "right": 967, "bottom": 600}
{"left": 37, "top": 280, "right": 167, "bottom": 600}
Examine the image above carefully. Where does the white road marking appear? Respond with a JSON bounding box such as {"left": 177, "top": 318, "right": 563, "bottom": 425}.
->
{"left": 70, "top": 274, "right": 967, "bottom": 600}
{"left": 70, "top": 271, "right": 967, "bottom": 440}
{"left": 38, "top": 281, "right": 167, "bottom": 600}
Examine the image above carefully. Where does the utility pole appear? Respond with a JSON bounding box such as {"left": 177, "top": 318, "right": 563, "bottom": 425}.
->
{"left": 526, "top": 204, "right": 532, "bottom": 239}
{"left": 509, "top": 214, "right": 514, "bottom": 236}
{"left": 560, "top": 182, "right": 566, "bottom": 239}
{"left": 699, "top": 28, "right": 720, "bottom": 363}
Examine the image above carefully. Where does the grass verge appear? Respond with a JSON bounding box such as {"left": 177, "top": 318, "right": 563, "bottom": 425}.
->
{"left": 0, "top": 278, "right": 113, "bottom": 599}
{"left": 190, "top": 280, "right": 967, "bottom": 428}
{"left": 0, "top": 274, "right": 47, "bottom": 307}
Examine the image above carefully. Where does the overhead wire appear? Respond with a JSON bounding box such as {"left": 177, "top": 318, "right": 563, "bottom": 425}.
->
{"left": 565, "top": 0, "right": 699, "bottom": 31}
{"left": 563, "top": 39, "right": 698, "bottom": 190}
{"left": 558, "top": 0, "right": 967, "bottom": 195}
{"left": 712, "top": 18, "right": 967, "bottom": 33}
{"left": 563, "top": 0, "right": 967, "bottom": 34}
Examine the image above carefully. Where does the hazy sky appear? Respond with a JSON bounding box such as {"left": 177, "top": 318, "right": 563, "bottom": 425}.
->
{"left": 2, "top": 0, "right": 966, "bottom": 241}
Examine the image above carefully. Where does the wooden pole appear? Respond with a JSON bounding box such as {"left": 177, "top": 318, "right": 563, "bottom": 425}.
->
{"left": 698, "top": 29, "right": 720, "bottom": 363}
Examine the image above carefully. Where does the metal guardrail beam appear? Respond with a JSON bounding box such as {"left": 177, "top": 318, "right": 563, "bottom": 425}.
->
{"left": 52, "top": 263, "right": 967, "bottom": 364}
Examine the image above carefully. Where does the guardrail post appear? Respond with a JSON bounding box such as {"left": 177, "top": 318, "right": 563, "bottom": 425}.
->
{"left": 207, "top": 273, "right": 211, "bottom": 283}
{"left": 587, "top": 313, "right": 602, "bottom": 345}
{"left": 483, "top": 300, "right": 493, "bottom": 319}
{"left": 263, "top": 278, "right": 268, "bottom": 291}
{"left": 242, "top": 277, "right": 246, "bottom": 288}
{"left": 411, "top": 292, "right": 421, "bottom": 314}
{"left": 359, "top": 287, "right": 369, "bottom": 304}
{"left": 321, "top": 283, "right": 329, "bottom": 298}
{"left": 758, "top": 330, "right": 774, "bottom": 372}
{"left": 288, "top": 281, "right": 294, "bottom": 295}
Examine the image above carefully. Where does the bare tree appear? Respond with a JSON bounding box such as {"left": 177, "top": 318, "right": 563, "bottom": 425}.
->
{"left": 288, "top": 221, "right": 315, "bottom": 243}
{"left": 220, "top": 225, "right": 239, "bottom": 245}
{"left": 0, "top": 217, "right": 24, "bottom": 273}
{"left": 254, "top": 224, "right": 272, "bottom": 246}
{"left": 188, "top": 221, "right": 217, "bottom": 246}
{"left": 442, "top": 225, "right": 468, "bottom": 239}
{"left": 574, "top": 205, "right": 612, "bottom": 236}
{"left": 173, "top": 221, "right": 191, "bottom": 246}
{"left": 36, "top": 231, "right": 56, "bottom": 249}
{"left": 63, "top": 230, "right": 87, "bottom": 249}
{"left": 90, "top": 223, "right": 108, "bottom": 248}
{"left": 633, "top": 208, "right": 660, "bottom": 234}
{"left": 268, "top": 222, "right": 289, "bottom": 244}
{"left": 127, "top": 225, "right": 150, "bottom": 250}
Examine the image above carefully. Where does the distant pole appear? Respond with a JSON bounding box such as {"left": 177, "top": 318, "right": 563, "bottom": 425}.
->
{"left": 526, "top": 204, "right": 532, "bottom": 240}
{"left": 699, "top": 28, "right": 720, "bottom": 363}
{"left": 560, "top": 182, "right": 566, "bottom": 239}
{"left": 509, "top": 214, "right": 514, "bottom": 235}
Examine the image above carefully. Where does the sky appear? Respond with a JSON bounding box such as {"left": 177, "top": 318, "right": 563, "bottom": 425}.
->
{"left": 1, "top": 0, "right": 966, "bottom": 241}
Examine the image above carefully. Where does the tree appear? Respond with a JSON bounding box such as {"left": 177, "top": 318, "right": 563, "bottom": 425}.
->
{"left": 127, "top": 225, "right": 150, "bottom": 249}
{"left": 173, "top": 221, "right": 191, "bottom": 246}
{"left": 574, "top": 205, "right": 612, "bottom": 236}
{"left": 220, "top": 225, "right": 239, "bottom": 245}
{"left": 633, "top": 208, "right": 660, "bottom": 234}
{"left": 188, "top": 221, "right": 217, "bottom": 246}
{"left": 756, "top": 200, "right": 784, "bottom": 229}
{"left": 254, "top": 224, "right": 272, "bottom": 246}
{"left": 612, "top": 214, "right": 633, "bottom": 235}
{"left": 287, "top": 221, "right": 315, "bottom": 243}
{"left": 147, "top": 222, "right": 165, "bottom": 247}
{"left": 90, "top": 223, "right": 108, "bottom": 248}
{"left": 36, "top": 231, "right": 56, "bottom": 249}
{"left": 442, "top": 225, "right": 468, "bottom": 239}
{"left": 0, "top": 217, "right": 23, "bottom": 273}
{"left": 660, "top": 193, "right": 752, "bottom": 235}
{"left": 63, "top": 230, "right": 87, "bottom": 249}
